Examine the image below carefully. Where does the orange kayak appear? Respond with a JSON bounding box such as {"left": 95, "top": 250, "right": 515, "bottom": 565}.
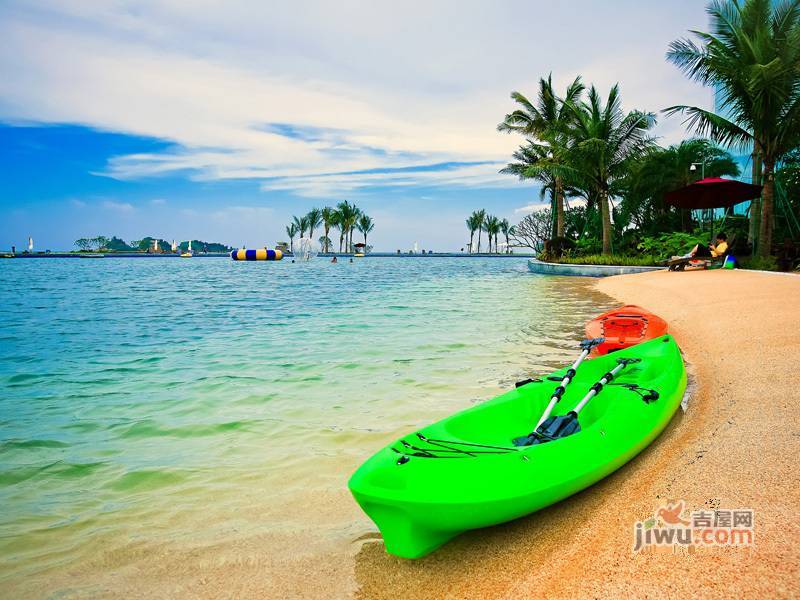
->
{"left": 585, "top": 305, "right": 668, "bottom": 356}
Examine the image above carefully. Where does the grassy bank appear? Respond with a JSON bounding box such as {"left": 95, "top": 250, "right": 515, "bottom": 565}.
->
{"left": 539, "top": 254, "right": 659, "bottom": 267}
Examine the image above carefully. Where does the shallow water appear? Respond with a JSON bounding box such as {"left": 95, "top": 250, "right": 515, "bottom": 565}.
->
{"left": 0, "top": 257, "right": 611, "bottom": 596}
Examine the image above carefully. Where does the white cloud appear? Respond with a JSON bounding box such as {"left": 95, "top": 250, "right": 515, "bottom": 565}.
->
{"left": 566, "top": 198, "right": 588, "bottom": 209}
{"left": 514, "top": 203, "right": 549, "bottom": 214}
{"left": 0, "top": 0, "right": 712, "bottom": 196}
{"left": 260, "top": 163, "right": 514, "bottom": 197}
{"left": 515, "top": 197, "right": 587, "bottom": 214}
{"left": 101, "top": 200, "right": 134, "bottom": 213}
{"left": 150, "top": 198, "right": 167, "bottom": 205}
{"left": 69, "top": 198, "right": 86, "bottom": 208}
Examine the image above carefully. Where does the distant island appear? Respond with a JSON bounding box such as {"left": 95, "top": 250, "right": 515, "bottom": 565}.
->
{"left": 73, "top": 236, "right": 233, "bottom": 253}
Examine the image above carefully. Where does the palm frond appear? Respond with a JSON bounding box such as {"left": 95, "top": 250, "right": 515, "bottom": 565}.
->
{"left": 664, "top": 104, "right": 753, "bottom": 150}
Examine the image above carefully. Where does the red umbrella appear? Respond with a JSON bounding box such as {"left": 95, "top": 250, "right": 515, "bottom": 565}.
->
{"left": 664, "top": 177, "right": 762, "bottom": 209}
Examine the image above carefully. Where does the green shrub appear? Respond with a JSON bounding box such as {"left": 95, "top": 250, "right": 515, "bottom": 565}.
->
{"left": 636, "top": 232, "right": 701, "bottom": 258}
{"left": 738, "top": 255, "right": 779, "bottom": 271}
{"left": 572, "top": 237, "right": 603, "bottom": 256}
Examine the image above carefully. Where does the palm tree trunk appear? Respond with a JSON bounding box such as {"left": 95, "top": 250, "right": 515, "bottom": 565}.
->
{"left": 600, "top": 187, "right": 612, "bottom": 255}
{"left": 324, "top": 226, "right": 330, "bottom": 252}
{"left": 757, "top": 160, "right": 775, "bottom": 257}
{"left": 469, "top": 231, "right": 474, "bottom": 253}
{"left": 477, "top": 229, "right": 482, "bottom": 253}
{"left": 555, "top": 176, "right": 565, "bottom": 238}
{"left": 749, "top": 152, "right": 762, "bottom": 245}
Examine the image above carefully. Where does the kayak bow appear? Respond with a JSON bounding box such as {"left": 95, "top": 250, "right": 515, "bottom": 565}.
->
{"left": 585, "top": 305, "right": 668, "bottom": 356}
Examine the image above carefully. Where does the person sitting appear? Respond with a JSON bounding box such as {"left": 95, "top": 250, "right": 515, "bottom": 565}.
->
{"left": 675, "top": 232, "right": 728, "bottom": 260}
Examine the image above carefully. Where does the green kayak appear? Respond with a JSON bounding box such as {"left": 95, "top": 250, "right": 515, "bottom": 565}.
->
{"left": 348, "top": 335, "right": 686, "bottom": 558}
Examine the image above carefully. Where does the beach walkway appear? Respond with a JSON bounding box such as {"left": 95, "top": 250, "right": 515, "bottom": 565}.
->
{"left": 355, "top": 269, "right": 800, "bottom": 598}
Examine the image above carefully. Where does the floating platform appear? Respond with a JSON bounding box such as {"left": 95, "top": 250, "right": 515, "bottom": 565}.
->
{"left": 230, "top": 248, "right": 283, "bottom": 261}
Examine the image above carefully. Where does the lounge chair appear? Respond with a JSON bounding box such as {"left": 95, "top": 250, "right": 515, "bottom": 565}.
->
{"left": 665, "top": 234, "right": 736, "bottom": 272}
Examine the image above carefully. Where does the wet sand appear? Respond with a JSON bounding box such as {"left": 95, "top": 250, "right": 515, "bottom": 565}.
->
{"left": 354, "top": 269, "right": 800, "bottom": 598}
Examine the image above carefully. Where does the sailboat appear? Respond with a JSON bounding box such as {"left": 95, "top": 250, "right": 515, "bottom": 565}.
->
{"left": 180, "top": 240, "right": 193, "bottom": 258}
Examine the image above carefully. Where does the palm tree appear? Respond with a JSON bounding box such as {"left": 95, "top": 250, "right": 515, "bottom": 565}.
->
{"left": 321, "top": 207, "right": 336, "bottom": 252}
{"left": 348, "top": 206, "right": 361, "bottom": 252}
{"left": 357, "top": 214, "right": 374, "bottom": 250}
{"left": 306, "top": 208, "right": 322, "bottom": 241}
{"left": 474, "top": 209, "right": 486, "bottom": 253}
{"left": 335, "top": 201, "right": 359, "bottom": 252}
{"left": 465, "top": 212, "right": 482, "bottom": 252}
{"left": 501, "top": 143, "right": 564, "bottom": 239}
{"left": 665, "top": 0, "right": 800, "bottom": 256}
{"left": 331, "top": 209, "right": 343, "bottom": 253}
{"left": 483, "top": 215, "right": 500, "bottom": 253}
{"left": 499, "top": 218, "right": 511, "bottom": 253}
{"left": 292, "top": 215, "right": 306, "bottom": 239}
{"left": 562, "top": 84, "right": 656, "bottom": 254}
{"left": 499, "top": 75, "right": 584, "bottom": 238}
{"left": 285, "top": 223, "right": 298, "bottom": 253}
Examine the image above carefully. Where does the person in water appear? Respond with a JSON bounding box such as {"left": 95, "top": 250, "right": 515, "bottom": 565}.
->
{"left": 331, "top": 256, "right": 338, "bottom": 263}
{"left": 678, "top": 232, "right": 728, "bottom": 260}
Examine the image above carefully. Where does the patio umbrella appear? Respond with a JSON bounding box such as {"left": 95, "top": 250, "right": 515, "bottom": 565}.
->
{"left": 664, "top": 177, "right": 762, "bottom": 209}
{"left": 664, "top": 177, "right": 763, "bottom": 241}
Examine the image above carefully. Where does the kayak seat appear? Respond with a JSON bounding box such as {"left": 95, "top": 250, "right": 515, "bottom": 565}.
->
{"left": 601, "top": 316, "right": 647, "bottom": 351}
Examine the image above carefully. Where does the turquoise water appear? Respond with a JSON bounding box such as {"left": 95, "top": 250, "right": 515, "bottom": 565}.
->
{"left": 0, "top": 257, "right": 610, "bottom": 595}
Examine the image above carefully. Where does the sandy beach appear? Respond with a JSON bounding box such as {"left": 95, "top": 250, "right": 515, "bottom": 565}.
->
{"left": 354, "top": 269, "right": 800, "bottom": 598}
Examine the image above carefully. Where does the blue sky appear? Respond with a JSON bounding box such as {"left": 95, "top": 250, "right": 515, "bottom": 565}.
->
{"left": 0, "top": 0, "right": 711, "bottom": 251}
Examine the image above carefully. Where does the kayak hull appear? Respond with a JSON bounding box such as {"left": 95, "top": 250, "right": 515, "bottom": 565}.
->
{"left": 349, "top": 335, "right": 685, "bottom": 558}
{"left": 585, "top": 305, "right": 668, "bottom": 356}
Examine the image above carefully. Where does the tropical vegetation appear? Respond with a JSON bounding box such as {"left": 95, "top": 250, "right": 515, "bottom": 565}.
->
{"left": 286, "top": 203, "right": 375, "bottom": 254}
{"left": 464, "top": 210, "right": 513, "bottom": 253}
{"left": 665, "top": 0, "right": 800, "bottom": 256}
{"left": 491, "top": 0, "right": 800, "bottom": 270}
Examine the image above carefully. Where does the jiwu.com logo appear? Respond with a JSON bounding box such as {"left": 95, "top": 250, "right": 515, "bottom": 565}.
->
{"left": 633, "top": 500, "right": 754, "bottom": 553}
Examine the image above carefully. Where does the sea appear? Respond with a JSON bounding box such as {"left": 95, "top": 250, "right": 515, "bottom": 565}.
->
{"left": 0, "top": 256, "right": 611, "bottom": 596}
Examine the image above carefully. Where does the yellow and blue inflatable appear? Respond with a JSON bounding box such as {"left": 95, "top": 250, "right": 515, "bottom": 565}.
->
{"left": 231, "top": 248, "right": 283, "bottom": 261}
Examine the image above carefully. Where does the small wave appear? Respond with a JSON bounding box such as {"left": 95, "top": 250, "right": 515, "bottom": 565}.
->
{"left": 0, "top": 439, "right": 70, "bottom": 451}
{"left": 0, "top": 461, "right": 106, "bottom": 486}
{"left": 115, "top": 418, "right": 261, "bottom": 440}
{"left": 108, "top": 468, "right": 189, "bottom": 492}
{"left": 5, "top": 373, "right": 43, "bottom": 386}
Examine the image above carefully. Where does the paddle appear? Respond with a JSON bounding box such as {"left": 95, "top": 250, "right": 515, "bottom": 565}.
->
{"left": 513, "top": 357, "right": 641, "bottom": 446}
{"left": 525, "top": 337, "right": 604, "bottom": 432}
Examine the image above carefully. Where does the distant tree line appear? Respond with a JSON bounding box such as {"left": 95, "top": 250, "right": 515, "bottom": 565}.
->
{"left": 285, "top": 202, "right": 374, "bottom": 253}
{"left": 464, "top": 210, "right": 511, "bottom": 253}
{"left": 73, "top": 236, "right": 232, "bottom": 253}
